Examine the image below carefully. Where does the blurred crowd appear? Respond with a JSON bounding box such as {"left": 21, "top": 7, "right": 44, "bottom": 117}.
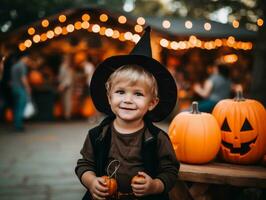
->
{"left": 0, "top": 45, "right": 253, "bottom": 131}
{"left": 0, "top": 49, "right": 102, "bottom": 131}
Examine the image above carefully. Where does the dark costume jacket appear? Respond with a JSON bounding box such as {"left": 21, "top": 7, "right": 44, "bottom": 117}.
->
{"left": 75, "top": 117, "right": 180, "bottom": 200}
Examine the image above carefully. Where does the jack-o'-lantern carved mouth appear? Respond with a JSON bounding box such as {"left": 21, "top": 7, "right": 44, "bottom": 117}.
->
{"left": 221, "top": 118, "right": 257, "bottom": 155}
{"left": 222, "top": 136, "right": 257, "bottom": 155}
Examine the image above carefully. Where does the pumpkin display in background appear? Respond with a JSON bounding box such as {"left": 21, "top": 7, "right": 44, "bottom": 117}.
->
{"left": 169, "top": 101, "right": 221, "bottom": 164}
{"left": 81, "top": 97, "right": 96, "bottom": 117}
{"left": 28, "top": 70, "right": 44, "bottom": 86}
{"left": 5, "top": 108, "right": 13, "bottom": 122}
{"left": 212, "top": 91, "right": 266, "bottom": 164}
{"left": 101, "top": 176, "right": 117, "bottom": 197}
{"left": 53, "top": 102, "right": 62, "bottom": 118}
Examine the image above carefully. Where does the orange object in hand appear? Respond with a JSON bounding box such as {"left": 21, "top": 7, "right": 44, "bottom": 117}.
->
{"left": 131, "top": 174, "right": 145, "bottom": 184}
{"left": 102, "top": 176, "right": 117, "bottom": 196}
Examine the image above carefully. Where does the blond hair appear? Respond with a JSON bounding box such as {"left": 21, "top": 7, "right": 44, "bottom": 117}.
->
{"left": 105, "top": 64, "right": 158, "bottom": 99}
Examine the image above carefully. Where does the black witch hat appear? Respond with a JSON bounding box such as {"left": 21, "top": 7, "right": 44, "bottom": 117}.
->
{"left": 90, "top": 26, "right": 177, "bottom": 122}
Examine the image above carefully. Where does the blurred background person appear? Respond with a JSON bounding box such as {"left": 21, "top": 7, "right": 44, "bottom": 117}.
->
{"left": 11, "top": 54, "right": 32, "bottom": 131}
{"left": 193, "top": 63, "right": 231, "bottom": 113}
{"left": 58, "top": 54, "right": 74, "bottom": 120}
{"left": 82, "top": 56, "right": 95, "bottom": 96}
{"left": 81, "top": 56, "right": 103, "bottom": 124}
{"left": 0, "top": 50, "right": 18, "bottom": 122}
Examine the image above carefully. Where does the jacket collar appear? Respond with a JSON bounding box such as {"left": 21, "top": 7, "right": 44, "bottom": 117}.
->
{"left": 95, "top": 116, "right": 157, "bottom": 143}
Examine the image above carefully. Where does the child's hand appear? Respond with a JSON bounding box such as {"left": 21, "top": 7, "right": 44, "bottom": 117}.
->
{"left": 131, "top": 171, "right": 163, "bottom": 197}
{"left": 89, "top": 176, "right": 109, "bottom": 200}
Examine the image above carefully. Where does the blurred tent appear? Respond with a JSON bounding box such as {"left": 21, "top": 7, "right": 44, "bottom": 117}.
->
{"left": 2, "top": 5, "right": 255, "bottom": 53}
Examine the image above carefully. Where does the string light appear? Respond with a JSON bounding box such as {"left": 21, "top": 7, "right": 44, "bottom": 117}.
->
{"left": 204, "top": 22, "right": 211, "bottom": 31}
{"left": 124, "top": 31, "right": 133, "bottom": 40}
{"left": 33, "top": 35, "right": 41, "bottom": 43}
{"left": 105, "top": 28, "right": 113, "bottom": 37}
{"left": 132, "top": 34, "right": 140, "bottom": 43}
{"left": 24, "top": 39, "right": 32, "bottom": 48}
{"left": 257, "top": 18, "right": 264, "bottom": 26}
{"left": 41, "top": 19, "right": 49, "bottom": 28}
{"left": 134, "top": 25, "right": 143, "bottom": 33}
{"left": 20, "top": 15, "right": 253, "bottom": 52}
{"left": 66, "top": 24, "right": 74, "bottom": 32}
{"left": 162, "top": 20, "right": 171, "bottom": 29}
{"left": 160, "top": 36, "right": 252, "bottom": 51}
{"left": 58, "top": 15, "right": 66, "bottom": 23}
{"left": 46, "top": 30, "right": 55, "bottom": 39}
{"left": 137, "top": 17, "right": 145, "bottom": 25}
{"left": 92, "top": 24, "right": 100, "bottom": 33}
{"left": 118, "top": 16, "right": 127, "bottom": 24}
{"left": 40, "top": 33, "right": 48, "bottom": 41}
{"left": 99, "top": 27, "right": 106, "bottom": 35}
{"left": 28, "top": 27, "right": 35, "bottom": 35}
{"left": 74, "top": 21, "right": 82, "bottom": 30}
{"left": 223, "top": 54, "right": 238, "bottom": 63}
{"left": 232, "top": 20, "right": 239, "bottom": 28}
{"left": 81, "top": 21, "right": 90, "bottom": 29}
{"left": 160, "top": 39, "right": 169, "bottom": 47}
{"left": 62, "top": 27, "right": 68, "bottom": 35}
{"left": 185, "top": 20, "right": 193, "bottom": 29}
{"left": 170, "top": 41, "right": 179, "bottom": 50}
{"left": 100, "top": 14, "right": 108, "bottom": 22}
{"left": 82, "top": 14, "right": 90, "bottom": 21}
{"left": 19, "top": 43, "right": 26, "bottom": 51}
{"left": 112, "top": 30, "right": 120, "bottom": 38}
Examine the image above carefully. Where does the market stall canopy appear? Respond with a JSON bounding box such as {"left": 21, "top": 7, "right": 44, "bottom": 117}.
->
{"left": 145, "top": 17, "right": 257, "bottom": 40}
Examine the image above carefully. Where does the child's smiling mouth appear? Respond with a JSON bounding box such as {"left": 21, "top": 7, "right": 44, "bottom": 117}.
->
{"left": 119, "top": 107, "right": 136, "bottom": 111}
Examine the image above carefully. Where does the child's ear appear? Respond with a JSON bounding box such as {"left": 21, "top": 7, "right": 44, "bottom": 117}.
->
{"left": 148, "top": 97, "right": 159, "bottom": 111}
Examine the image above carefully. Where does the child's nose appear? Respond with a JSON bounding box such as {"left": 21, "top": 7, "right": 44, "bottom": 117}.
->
{"left": 123, "top": 94, "right": 133, "bottom": 103}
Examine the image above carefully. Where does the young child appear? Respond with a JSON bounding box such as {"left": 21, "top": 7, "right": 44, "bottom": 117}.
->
{"left": 75, "top": 27, "right": 179, "bottom": 200}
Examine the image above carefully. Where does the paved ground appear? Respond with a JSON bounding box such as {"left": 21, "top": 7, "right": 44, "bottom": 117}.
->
{"left": 0, "top": 120, "right": 169, "bottom": 200}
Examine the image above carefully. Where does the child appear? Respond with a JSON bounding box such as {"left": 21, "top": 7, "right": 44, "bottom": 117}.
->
{"left": 75, "top": 27, "right": 179, "bottom": 200}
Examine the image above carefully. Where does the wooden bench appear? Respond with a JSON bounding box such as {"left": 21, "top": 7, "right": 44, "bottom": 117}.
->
{"left": 169, "top": 162, "right": 266, "bottom": 200}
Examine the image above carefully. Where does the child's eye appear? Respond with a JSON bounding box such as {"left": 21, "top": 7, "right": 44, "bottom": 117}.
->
{"left": 135, "top": 92, "right": 144, "bottom": 96}
{"left": 115, "top": 90, "right": 124, "bottom": 94}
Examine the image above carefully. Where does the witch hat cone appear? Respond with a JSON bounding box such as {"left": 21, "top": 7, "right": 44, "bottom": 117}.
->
{"left": 130, "top": 26, "right": 152, "bottom": 57}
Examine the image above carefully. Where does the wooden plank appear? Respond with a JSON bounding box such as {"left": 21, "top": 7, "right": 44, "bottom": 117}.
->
{"left": 179, "top": 162, "right": 266, "bottom": 188}
{"left": 169, "top": 180, "right": 194, "bottom": 200}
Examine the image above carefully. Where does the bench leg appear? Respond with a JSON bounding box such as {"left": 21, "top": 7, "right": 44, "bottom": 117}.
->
{"left": 169, "top": 180, "right": 194, "bottom": 200}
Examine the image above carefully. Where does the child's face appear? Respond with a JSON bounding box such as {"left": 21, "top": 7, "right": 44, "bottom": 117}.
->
{"left": 107, "top": 81, "right": 158, "bottom": 123}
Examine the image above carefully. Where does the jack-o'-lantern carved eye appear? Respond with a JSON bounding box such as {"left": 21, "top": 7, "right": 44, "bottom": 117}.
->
{"left": 240, "top": 118, "right": 253, "bottom": 131}
{"left": 221, "top": 118, "right": 231, "bottom": 131}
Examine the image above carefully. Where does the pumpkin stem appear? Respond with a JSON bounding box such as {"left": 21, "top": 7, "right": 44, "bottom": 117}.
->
{"left": 191, "top": 101, "right": 201, "bottom": 114}
{"left": 234, "top": 90, "right": 245, "bottom": 101}
{"left": 107, "top": 159, "right": 120, "bottom": 179}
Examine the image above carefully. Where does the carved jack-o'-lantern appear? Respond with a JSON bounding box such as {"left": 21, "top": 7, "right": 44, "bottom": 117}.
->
{"left": 212, "top": 91, "right": 266, "bottom": 164}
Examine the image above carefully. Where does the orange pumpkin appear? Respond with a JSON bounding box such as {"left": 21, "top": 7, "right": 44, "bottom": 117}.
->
{"left": 5, "top": 108, "right": 13, "bottom": 122}
{"left": 101, "top": 176, "right": 117, "bottom": 196}
{"left": 212, "top": 91, "right": 266, "bottom": 164}
{"left": 53, "top": 102, "right": 62, "bottom": 118}
{"left": 169, "top": 101, "right": 221, "bottom": 164}
{"left": 28, "top": 71, "right": 44, "bottom": 85}
{"left": 81, "top": 97, "right": 96, "bottom": 117}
